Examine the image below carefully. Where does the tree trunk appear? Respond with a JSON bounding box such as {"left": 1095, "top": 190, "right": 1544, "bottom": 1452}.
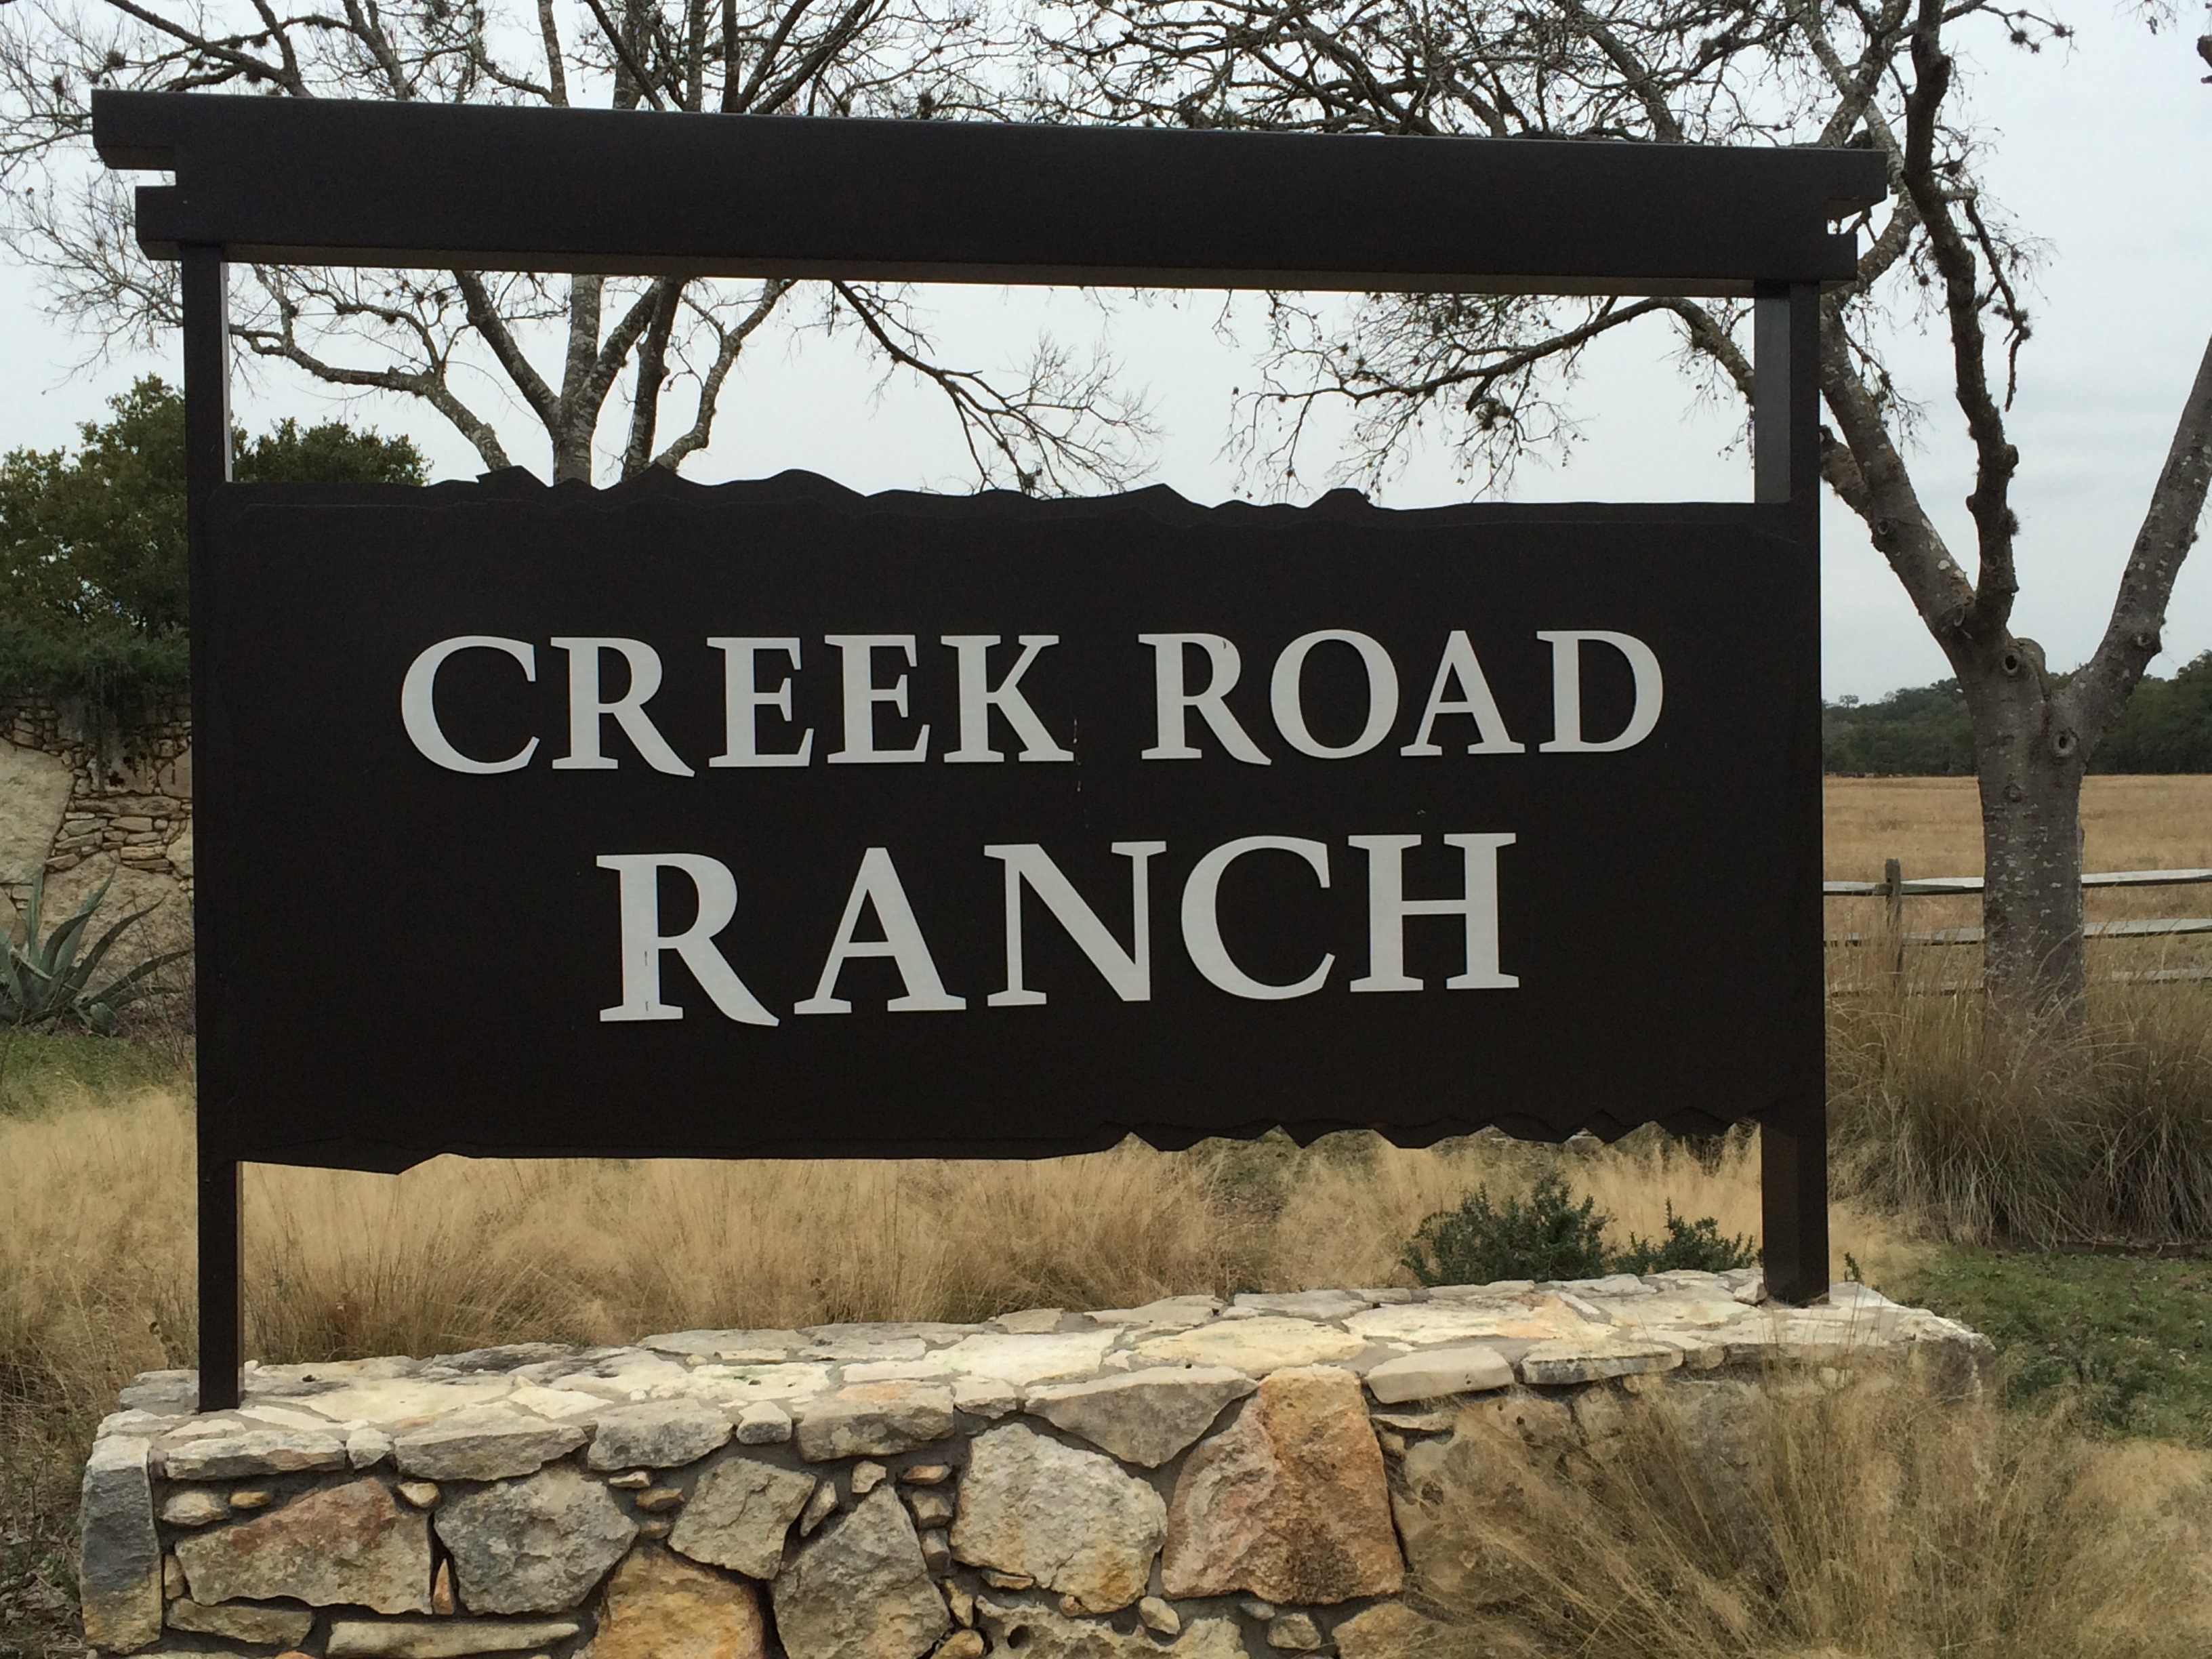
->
{"left": 1961, "top": 640, "right": 2087, "bottom": 1010}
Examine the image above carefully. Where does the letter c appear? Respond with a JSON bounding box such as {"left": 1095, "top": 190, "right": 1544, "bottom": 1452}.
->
{"left": 1180, "top": 836, "right": 1334, "bottom": 1000}
{"left": 401, "top": 636, "right": 539, "bottom": 774}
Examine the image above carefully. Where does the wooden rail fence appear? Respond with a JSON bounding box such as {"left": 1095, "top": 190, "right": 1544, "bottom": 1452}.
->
{"left": 1824, "top": 861, "right": 2212, "bottom": 989}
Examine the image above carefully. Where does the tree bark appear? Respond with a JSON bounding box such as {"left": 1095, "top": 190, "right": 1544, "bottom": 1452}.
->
{"left": 1959, "top": 642, "right": 2085, "bottom": 1009}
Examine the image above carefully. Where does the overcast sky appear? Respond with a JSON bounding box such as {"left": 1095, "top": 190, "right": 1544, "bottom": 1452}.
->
{"left": 2, "top": 4, "right": 2206, "bottom": 701}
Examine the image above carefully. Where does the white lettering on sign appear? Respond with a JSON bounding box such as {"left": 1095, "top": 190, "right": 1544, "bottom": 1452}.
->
{"left": 826, "top": 635, "right": 930, "bottom": 764}
{"left": 551, "top": 638, "right": 695, "bottom": 775}
{"left": 596, "top": 853, "right": 779, "bottom": 1025}
{"left": 943, "top": 636, "right": 1075, "bottom": 762}
{"left": 708, "top": 637, "right": 813, "bottom": 767}
{"left": 401, "top": 635, "right": 541, "bottom": 774}
{"left": 1269, "top": 630, "right": 1399, "bottom": 759}
{"left": 795, "top": 846, "right": 965, "bottom": 1012}
{"left": 1400, "top": 631, "right": 1524, "bottom": 756}
{"left": 402, "top": 627, "right": 1664, "bottom": 773}
{"left": 1537, "top": 630, "right": 1664, "bottom": 753}
{"left": 1137, "top": 633, "right": 1272, "bottom": 764}
{"left": 985, "top": 841, "right": 1165, "bottom": 1006}
{"left": 1181, "top": 836, "right": 1335, "bottom": 1000}
{"left": 1347, "top": 833, "right": 1518, "bottom": 991}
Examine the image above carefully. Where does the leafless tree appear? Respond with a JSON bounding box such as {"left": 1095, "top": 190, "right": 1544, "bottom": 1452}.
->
{"left": 1031, "top": 0, "right": 2212, "bottom": 1012}
{"left": 0, "top": 0, "right": 1152, "bottom": 491}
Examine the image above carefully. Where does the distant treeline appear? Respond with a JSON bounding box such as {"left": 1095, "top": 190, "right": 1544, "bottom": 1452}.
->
{"left": 1824, "top": 653, "right": 2212, "bottom": 775}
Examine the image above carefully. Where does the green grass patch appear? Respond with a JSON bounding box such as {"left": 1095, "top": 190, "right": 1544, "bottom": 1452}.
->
{"left": 1893, "top": 1246, "right": 2212, "bottom": 1447}
{"left": 0, "top": 1028, "right": 188, "bottom": 1118}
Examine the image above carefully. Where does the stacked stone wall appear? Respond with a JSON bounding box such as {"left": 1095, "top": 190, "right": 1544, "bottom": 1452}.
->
{"left": 80, "top": 1273, "right": 1991, "bottom": 1659}
{"left": 0, "top": 699, "right": 193, "bottom": 960}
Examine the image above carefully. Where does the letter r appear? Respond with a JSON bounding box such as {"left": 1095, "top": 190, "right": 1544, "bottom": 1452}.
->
{"left": 598, "top": 854, "right": 779, "bottom": 1025}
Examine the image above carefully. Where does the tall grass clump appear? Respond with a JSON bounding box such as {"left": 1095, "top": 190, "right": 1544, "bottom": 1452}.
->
{"left": 1830, "top": 972, "right": 2212, "bottom": 1247}
{"left": 1398, "top": 1372, "right": 2212, "bottom": 1659}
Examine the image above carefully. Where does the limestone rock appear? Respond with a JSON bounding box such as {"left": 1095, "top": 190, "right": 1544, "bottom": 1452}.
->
{"left": 1516, "top": 1336, "right": 1683, "bottom": 1385}
{"left": 588, "top": 1401, "right": 733, "bottom": 1471}
{"left": 1363, "top": 1344, "right": 1514, "bottom": 1404}
{"left": 325, "top": 1616, "right": 584, "bottom": 1656}
{"left": 973, "top": 1600, "right": 1246, "bottom": 1659}
{"left": 849, "top": 1331, "right": 1116, "bottom": 1388}
{"left": 167, "top": 1596, "right": 314, "bottom": 1646}
{"left": 1162, "top": 1366, "right": 1404, "bottom": 1603}
{"left": 1084, "top": 1296, "right": 1222, "bottom": 1333}
{"left": 398, "top": 1481, "right": 441, "bottom": 1509}
{"left": 1265, "top": 1612, "right": 1322, "bottom": 1650}
{"left": 586, "top": 1544, "right": 767, "bottom": 1659}
{"left": 668, "top": 1457, "right": 817, "bottom": 1579}
{"left": 949, "top": 1425, "right": 1165, "bottom": 1612}
{"left": 1345, "top": 1298, "right": 1595, "bottom": 1347}
{"left": 937, "top": 1632, "right": 987, "bottom": 1659}
{"left": 394, "top": 1408, "right": 588, "bottom": 1480}
{"left": 642, "top": 1329, "right": 808, "bottom": 1362}
{"left": 0, "top": 739, "right": 71, "bottom": 886}
{"left": 230, "top": 1487, "right": 274, "bottom": 1510}
{"left": 80, "top": 1435, "right": 163, "bottom": 1653}
{"left": 851, "top": 1461, "right": 889, "bottom": 1496}
{"left": 1133, "top": 1317, "right": 1365, "bottom": 1374}
{"left": 1332, "top": 1601, "right": 1455, "bottom": 1658}
{"left": 350, "top": 1427, "right": 397, "bottom": 1470}
{"left": 161, "top": 1553, "right": 184, "bottom": 1599}
{"left": 771, "top": 1488, "right": 949, "bottom": 1659}
{"left": 1231, "top": 1290, "right": 1373, "bottom": 1322}
{"left": 175, "top": 1476, "right": 431, "bottom": 1614}
{"left": 436, "top": 1465, "right": 635, "bottom": 1614}
{"left": 162, "top": 1427, "right": 350, "bottom": 1480}
{"left": 951, "top": 1377, "right": 1019, "bottom": 1419}
{"left": 1138, "top": 1595, "right": 1181, "bottom": 1636}
{"left": 159, "top": 1488, "right": 229, "bottom": 1527}
{"left": 792, "top": 1382, "right": 955, "bottom": 1461}
{"left": 994, "top": 1307, "right": 1067, "bottom": 1334}
{"left": 1024, "top": 1367, "right": 1256, "bottom": 1467}
{"left": 907, "top": 1488, "right": 955, "bottom": 1528}
{"left": 733, "top": 1402, "right": 792, "bottom": 1445}
{"left": 799, "top": 1481, "right": 838, "bottom": 1536}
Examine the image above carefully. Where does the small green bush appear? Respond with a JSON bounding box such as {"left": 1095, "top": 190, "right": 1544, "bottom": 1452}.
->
{"left": 1401, "top": 1171, "right": 1611, "bottom": 1285}
{"left": 1403, "top": 1176, "right": 1754, "bottom": 1286}
{"left": 1612, "top": 1202, "right": 1757, "bottom": 1274}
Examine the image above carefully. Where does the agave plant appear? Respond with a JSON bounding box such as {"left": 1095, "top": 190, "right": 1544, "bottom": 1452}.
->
{"left": 2, "top": 868, "right": 188, "bottom": 1034}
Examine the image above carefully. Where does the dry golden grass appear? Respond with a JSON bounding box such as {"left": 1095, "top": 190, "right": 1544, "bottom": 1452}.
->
{"left": 1401, "top": 1371, "right": 2212, "bottom": 1659}
{"left": 0, "top": 1088, "right": 1907, "bottom": 1418}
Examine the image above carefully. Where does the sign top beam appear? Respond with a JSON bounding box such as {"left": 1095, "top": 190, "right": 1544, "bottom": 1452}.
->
{"left": 93, "top": 91, "right": 1885, "bottom": 295}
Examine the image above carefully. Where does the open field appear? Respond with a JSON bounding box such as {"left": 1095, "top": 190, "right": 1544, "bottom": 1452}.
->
{"left": 1825, "top": 775, "right": 2212, "bottom": 985}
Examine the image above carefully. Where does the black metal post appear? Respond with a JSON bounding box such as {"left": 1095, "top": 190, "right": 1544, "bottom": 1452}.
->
{"left": 1755, "top": 280, "right": 1831, "bottom": 1305}
{"left": 183, "top": 243, "right": 241, "bottom": 1412}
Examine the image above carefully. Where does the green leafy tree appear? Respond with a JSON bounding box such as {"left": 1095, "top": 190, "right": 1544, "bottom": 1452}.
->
{"left": 2095, "top": 653, "right": 2212, "bottom": 773}
{"left": 0, "top": 377, "right": 424, "bottom": 640}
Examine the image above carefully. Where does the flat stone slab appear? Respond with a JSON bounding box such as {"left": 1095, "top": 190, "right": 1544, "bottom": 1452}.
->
{"left": 1364, "top": 1345, "right": 1514, "bottom": 1404}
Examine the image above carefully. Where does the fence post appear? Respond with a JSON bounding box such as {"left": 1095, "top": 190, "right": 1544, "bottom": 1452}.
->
{"left": 1884, "top": 857, "right": 1905, "bottom": 991}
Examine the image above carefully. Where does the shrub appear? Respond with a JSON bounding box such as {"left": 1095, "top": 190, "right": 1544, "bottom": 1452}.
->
{"left": 1401, "top": 1170, "right": 1611, "bottom": 1284}
{"left": 1611, "top": 1201, "right": 1757, "bottom": 1274}
{"left": 1404, "top": 1172, "right": 1755, "bottom": 1284}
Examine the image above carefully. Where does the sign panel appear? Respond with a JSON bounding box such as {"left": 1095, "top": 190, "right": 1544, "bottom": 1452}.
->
{"left": 197, "top": 472, "right": 1820, "bottom": 1168}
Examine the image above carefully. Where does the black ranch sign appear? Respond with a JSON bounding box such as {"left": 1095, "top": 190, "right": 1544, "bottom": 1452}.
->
{"left": 94, "top": 92, "right": 1886, "bottom": 1405}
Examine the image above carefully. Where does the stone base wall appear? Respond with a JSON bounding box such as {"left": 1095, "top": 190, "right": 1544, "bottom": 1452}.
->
{"left": 0, "top": 699, "right": 192, "bottom": 963}
{"left": 81, "top": 1273, "right": 1990, "bottom": 1659}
